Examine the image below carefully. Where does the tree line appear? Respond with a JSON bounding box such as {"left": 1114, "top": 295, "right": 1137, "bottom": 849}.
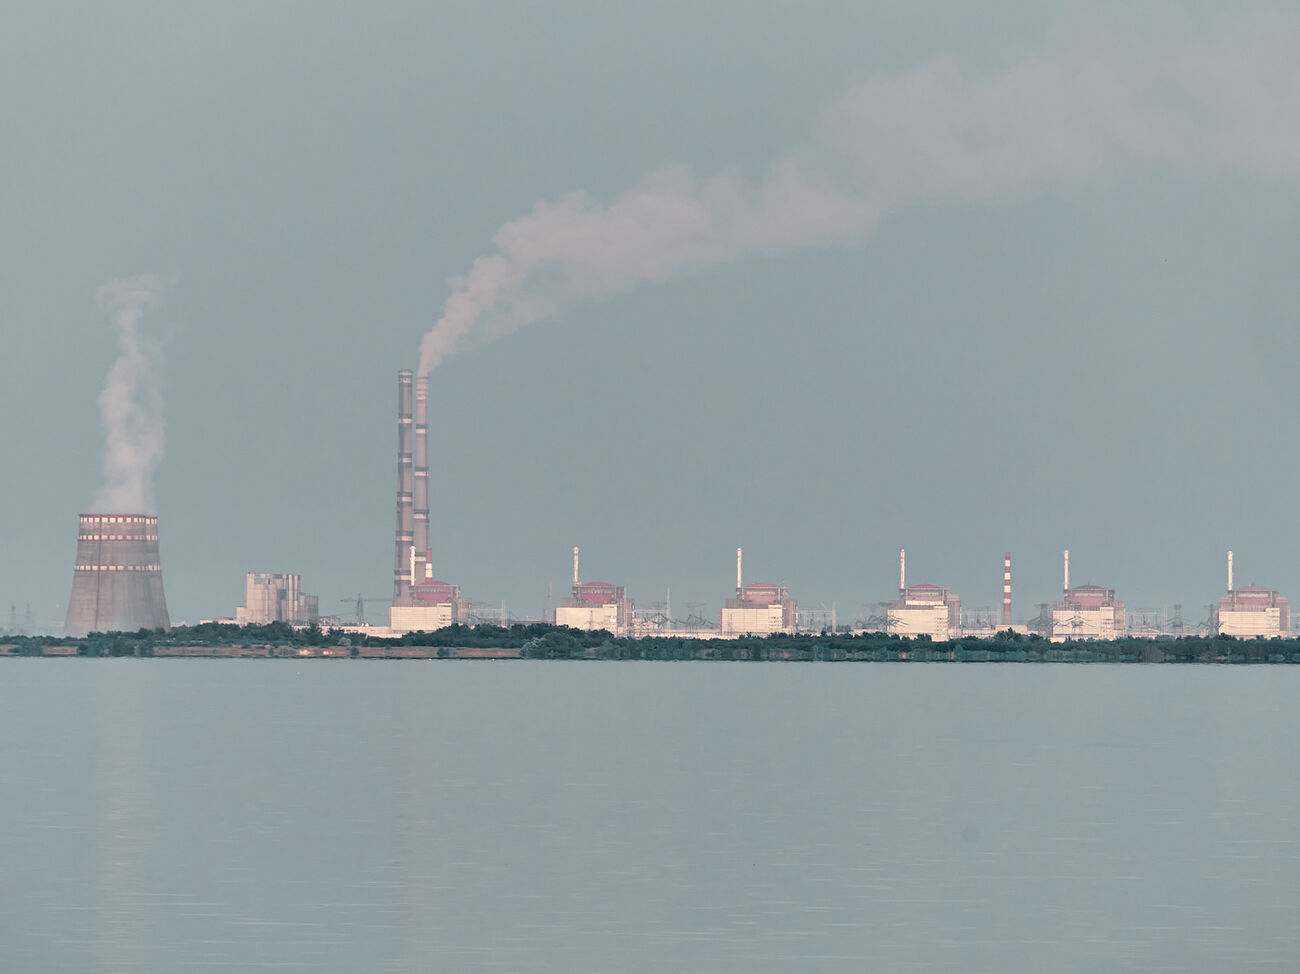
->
{"left": 4, "top": 622, "right": 1300, "bottom": 663}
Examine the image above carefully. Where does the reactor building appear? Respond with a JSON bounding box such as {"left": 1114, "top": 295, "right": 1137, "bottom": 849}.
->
{"left": 389, "top": 370, "right": 469, "bottom": 632}
{"left": 64, "top": 513, "right": 171, "bottom": 636}
{"left": 1213, "top": 550, "right": 1289, "bottom": 638}
{"left": 1050, "top": 549, "right": 1125, "bottom": 641}
{"left": 719, "top": 548, "right": 797, "bottom": 636}
{"left": 235, "top": 572, "right": 319, "bottom": 626}
{"left": 555, "top": 547, "right": 635, "bottom": 635}
{"left": 886, "top": 549, "right": 962, "bottom": 639}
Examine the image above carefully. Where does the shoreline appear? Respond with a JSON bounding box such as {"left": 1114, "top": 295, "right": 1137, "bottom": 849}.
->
{"left": 5, "top": 641, "right": 1299, "bottom": 664}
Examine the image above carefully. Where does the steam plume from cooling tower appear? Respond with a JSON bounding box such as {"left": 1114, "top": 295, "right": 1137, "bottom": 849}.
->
{"left": 91, "top": 274, "right": 171, "bottom": 513}
{"left": 417, "top": 9, "right": 1300, "bottom": 376}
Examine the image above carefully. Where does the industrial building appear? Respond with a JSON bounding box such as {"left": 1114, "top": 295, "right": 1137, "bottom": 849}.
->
{"left": 1050, "top": 550, "right": 1125, "bottom": 641}
{"left": 235, "top": 572, "right": 319, "bottom": 626}
{"left": 1213, "top": 551, "right": 1289, "bottom": 638}
{"left": 555, "top": 547, "right": 635, "bottom": 635}
{"left": 886, "top": 549, "right": 962, "bottom": 639}
{"left": 390, "top": 579, "right": 469, "bottom": 632}
{"left": 388, "top": 370, "right": 470, "bottom": 632}
{"left": 719, "top": 548, "right": 797, "bottom": 636}
{"left": 64, "top": 513, "right": 170, "bottom": 636}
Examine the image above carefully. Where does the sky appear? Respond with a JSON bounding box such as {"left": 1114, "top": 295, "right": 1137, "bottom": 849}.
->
{"left": 3, "top": 1, "right": 1300, "bottom": 632}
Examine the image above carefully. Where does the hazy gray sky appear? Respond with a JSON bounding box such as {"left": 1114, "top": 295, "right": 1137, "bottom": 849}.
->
{"left": 3, "top": 2, "right": 1299, "bottom": 630}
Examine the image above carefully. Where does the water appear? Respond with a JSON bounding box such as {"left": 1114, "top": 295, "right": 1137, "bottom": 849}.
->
{"left": 1, "top": 660, "right": 1297, "bottom": 972}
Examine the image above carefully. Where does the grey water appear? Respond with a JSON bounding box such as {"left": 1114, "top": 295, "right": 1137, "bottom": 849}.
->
{"left": 1, "top": 661, "right": 1297, "bottom": 973}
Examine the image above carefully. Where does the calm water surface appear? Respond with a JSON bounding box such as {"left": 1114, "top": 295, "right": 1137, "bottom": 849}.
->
{"left": 1, "top": 661, "right": 1297, "bottom": 972}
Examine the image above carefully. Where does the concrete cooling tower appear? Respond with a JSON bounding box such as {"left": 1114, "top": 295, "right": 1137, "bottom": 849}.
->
{"left": 64, "top": 513, "right": 171, "bottom": 636}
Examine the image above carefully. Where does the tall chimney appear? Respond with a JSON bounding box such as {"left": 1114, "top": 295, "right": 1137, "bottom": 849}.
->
{"left": 736, "top": 547, "right": 743, "bottom": 595}
{"left": 572, "top": 546, "right": 580, "bottom": 588}
{"left": 413, "top": 376, "right": 430, "bottom": 583}
{"left": 1063, "top": 549, "right": 1070, "bottom": 594}
{"left": 1002, "top": 552, "right": 1012, "bottom": 626}
{"left": 1227, "top": 550, "right": 1234, "bottom": 592}
{"left": 899, "top": 548, "right": 906, "bottom": 594}
{"left": 393, "top": 370, "right": 414, "bottom": 604}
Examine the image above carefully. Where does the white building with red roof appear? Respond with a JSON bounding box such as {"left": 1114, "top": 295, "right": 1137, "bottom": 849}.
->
{"left": 555, "top": 547, "right": 635, "bottom": 635}
{"left": 885, "top": 550, "right": 961, "bottom": 639}
{"left": 390, "top": 579, "right": 471, "bottom": 633}
{"left": 1213, "top": 551, "right": 1289, "bottom": 638}
{"left": 1049, "top": 550, "right": 1125, "bottom": 641}
{"left": 719, "top": 548, "right": 797, "bottom": 636}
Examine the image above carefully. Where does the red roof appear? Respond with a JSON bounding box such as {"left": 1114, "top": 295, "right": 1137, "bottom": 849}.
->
{"left": 1065, "top": 584, "right": 1112, "bottom": 608}
{"left": 413, "top": 581, "right": 458, "bottom": 604}
{"left": 575, "top": 582, "right": 619, "bottom": 604}
{"left": 739, "top": 583, "right": 784, "bottom": 605}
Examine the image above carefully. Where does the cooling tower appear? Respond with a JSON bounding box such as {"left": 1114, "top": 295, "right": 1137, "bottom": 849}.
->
{"left": 64, "top": 513, "right": 170, "bottom": 636}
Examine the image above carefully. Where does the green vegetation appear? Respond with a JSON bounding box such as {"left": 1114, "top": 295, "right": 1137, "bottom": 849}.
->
{"left": 3, "top": 622, "right": 1300, "bottom": 662}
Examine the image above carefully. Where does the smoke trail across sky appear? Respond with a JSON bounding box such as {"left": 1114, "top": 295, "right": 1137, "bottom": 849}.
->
{"left": 92, "top": 274, "right": 171, "bottom": 514}
{"left": 418, "top": 8, "right": 1300, "bottom": 376}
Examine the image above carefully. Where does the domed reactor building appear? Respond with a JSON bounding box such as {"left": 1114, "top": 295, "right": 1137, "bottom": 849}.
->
{"left": 64, "top": 513, "right": 171, "bottom": 636}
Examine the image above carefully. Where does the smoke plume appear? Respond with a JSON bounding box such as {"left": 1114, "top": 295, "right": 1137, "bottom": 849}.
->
{"left": 91, "top": 274, "right": 171, "bottom": 514}
{"left": 418, "top": 8, "right": 1300, "bottom": 376}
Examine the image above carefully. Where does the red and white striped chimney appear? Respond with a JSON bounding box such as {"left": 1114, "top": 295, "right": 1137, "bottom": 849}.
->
{"left": 393, "top": 370, "right": 414, "bottom": 604}
{"left": 1002, "top": 552, "right": 1012, "bottom": 626}
{"left": 413, "top": 375, "right": 430, "bottom": 584}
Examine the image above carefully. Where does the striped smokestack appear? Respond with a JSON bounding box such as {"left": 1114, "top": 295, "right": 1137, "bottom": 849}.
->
{"left": 393, "top": 370, "right": 414, "bottom": 603}
{"left": 1002, "top": 552, "right": 1012, "bottom": 626}
{"left": 413, "top": 376, "right": 430, "bottom": 583}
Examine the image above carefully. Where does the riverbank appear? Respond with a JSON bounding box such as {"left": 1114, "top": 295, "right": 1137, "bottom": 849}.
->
{"left": 5, "top": 637, "right": 1300, "bottom": 663}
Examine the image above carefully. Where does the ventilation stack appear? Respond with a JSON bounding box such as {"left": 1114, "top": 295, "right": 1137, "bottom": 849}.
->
{"left": 65, "top": 514, "right": 170, "bottom": 636}
{"left": 393, "top": 370, "right": 414, "bottom": 604}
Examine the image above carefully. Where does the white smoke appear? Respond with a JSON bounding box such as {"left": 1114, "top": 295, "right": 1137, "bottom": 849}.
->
{"left": 91, "top": 274, "right": 171, "bottom": 514}
{"left": 418, "top": 7, "right": 1300, "bottom": 376}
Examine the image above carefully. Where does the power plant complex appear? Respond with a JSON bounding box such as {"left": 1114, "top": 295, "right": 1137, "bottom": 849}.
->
{"left": 54, "top": 370, "right": 1295, "bottom": 643}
